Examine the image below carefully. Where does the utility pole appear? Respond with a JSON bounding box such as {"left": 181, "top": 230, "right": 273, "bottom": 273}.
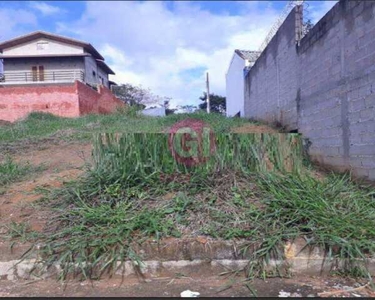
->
{"left": 206, "top": 72, "right": 210, "bottom": 113}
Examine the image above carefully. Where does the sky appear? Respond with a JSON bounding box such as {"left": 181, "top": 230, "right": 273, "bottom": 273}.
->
{"left": 0, "top": 1, "right": 337, "bottom": 107}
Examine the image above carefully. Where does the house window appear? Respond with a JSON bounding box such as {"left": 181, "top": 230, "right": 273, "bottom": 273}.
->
{"left": 92, "top": 71, "right": 96, "bottom": 77}
{"left": 36, "top": 42, "right": 49, "bottom": 50}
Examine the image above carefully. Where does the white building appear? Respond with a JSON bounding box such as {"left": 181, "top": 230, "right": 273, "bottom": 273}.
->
{"left": 225, "top": 50, "right": 259, "bottom": 117}
{"left": 140, "top": 106, "right": 166, "bottom": 117}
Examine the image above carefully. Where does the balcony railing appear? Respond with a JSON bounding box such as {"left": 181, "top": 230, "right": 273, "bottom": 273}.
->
{"left": 0, "top": 69, "right": 85, "bottom": 85}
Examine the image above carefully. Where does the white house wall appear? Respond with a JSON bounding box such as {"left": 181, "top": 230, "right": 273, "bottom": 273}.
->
{"left": 3, "top": 38, "right": 84, "bottom": 56}
{"left": 226, "top": 53, "right": 245, "bottom": 117}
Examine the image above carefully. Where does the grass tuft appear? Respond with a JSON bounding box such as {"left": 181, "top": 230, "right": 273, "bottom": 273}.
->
{"left": 0, "top": 157, "right": 44, "bottom": 186}
{"left": 243, "top": 172, "right": 375, "bottom": 278}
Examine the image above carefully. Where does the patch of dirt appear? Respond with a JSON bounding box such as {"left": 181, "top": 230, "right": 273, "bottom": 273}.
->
{"left": 0, "top": 142, "right": 92, "bottom": 232}
{"left": 231, "top": 124, "right": 279, "bottom": 134}
{"left": 13, "top": 142, "right": 92, "bottom": 170}
{"left": 0, "top": 129, "right": 83, "bottom": 159}
{"left": 0, "top": 275, "right": 373, "bottom": 297}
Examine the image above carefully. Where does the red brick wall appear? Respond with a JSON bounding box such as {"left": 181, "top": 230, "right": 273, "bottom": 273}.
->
{"left": 0, "top": 84, "right": 80, "bottom": 122}
{"left": 97, "top": 85, "right": 124, "bottom": 114}
{"left": 0, "top": 81, "right": 124, "bottom": 122}
{"left": 76, "top": 81, "right": 100, "bottom": 115}
{"left": 76, "top": 81, "right": 124, "bottom": 115}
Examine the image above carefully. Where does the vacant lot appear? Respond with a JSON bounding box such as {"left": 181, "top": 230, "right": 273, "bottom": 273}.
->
{"left": 0, "top": 111, "right": 374, "bottom": 297}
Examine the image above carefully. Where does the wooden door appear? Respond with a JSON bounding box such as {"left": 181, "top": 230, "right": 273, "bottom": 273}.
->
{"left": 38, "top": 66, "right": 44, "bottom": 81}
{"left": 32, "top": 66, "right": 38, "bottom": 81}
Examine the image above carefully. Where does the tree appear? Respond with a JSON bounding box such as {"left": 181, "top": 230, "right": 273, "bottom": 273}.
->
{"left": 164, "top": 99, "right": 177, "bottom": 115}
{"left": 198, "top": 92, "right": 226, "bottom": 114}
{"left": 112, "top": 83, "right": 170, "bottom": 108}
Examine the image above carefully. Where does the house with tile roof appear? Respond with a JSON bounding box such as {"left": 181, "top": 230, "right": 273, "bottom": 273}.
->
{"left": 0, "top": 31, "right": 115, "bottom": 88}
{"left": 0, "top": 31, "right": 123, "bottom": 122}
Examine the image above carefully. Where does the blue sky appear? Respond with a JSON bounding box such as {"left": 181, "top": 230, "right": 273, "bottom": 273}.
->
{"left": 0, "top": 1, "right": 337, "bottom": 107}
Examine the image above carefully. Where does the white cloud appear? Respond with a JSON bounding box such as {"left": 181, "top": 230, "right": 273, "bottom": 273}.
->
{"left": 55, "top": 1, "right": 280, "bottom": 107}
{"left": 29, "top": 2, "right": 63, "bottom": 16}
{"left": 100, "top": 44, "right": 143, "bottom": 86}
{"left": 100, "top": 44, "right": 134, "bottom": 68}
{"left": 0, "top": 8, "right": 37, "bottom": 41}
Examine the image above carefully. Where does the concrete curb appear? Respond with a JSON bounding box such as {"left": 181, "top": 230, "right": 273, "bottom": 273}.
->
{"left": 1, "top": 238, "right": 374, "bottom": 281}
{"left": 1, "top": 257, "right": 374, "bottom": 281}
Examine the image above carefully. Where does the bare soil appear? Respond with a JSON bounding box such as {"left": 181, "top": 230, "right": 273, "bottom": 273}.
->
{"left": 0, "top": 142, "right": 92, "bottom": 231}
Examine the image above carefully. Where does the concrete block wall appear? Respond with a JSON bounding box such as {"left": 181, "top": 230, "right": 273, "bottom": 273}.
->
{"left": 244, "top": 0, "right": 375, "bottom": 180}
{"left": 244, "top": 5, "right": 302, "bottom": 130}
{"left": 298, "top": 2, "right": 345, "bottom": 171}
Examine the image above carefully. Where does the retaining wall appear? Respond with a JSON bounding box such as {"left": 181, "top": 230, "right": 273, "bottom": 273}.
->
{"left": 0, "top": 81, "right": 124, "bottom": 122}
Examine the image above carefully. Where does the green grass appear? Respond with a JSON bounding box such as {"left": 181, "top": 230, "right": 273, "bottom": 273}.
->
{"left": 0, "top": 157, "right": 45, "bottom": 187}
{"left": 2, "top": 221, "right": 39, "bottom": 243}
{"left": 0, "top": 111, "right": 251, "bottom": 144}
{"left": 92, "top": 132, "right": 303, "bottom": 184}
{"left": 28, "top": 169, "right": 375, "bottom": 280}
{"left": 245, "top": 172, "right": 375, "bottom": 279}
